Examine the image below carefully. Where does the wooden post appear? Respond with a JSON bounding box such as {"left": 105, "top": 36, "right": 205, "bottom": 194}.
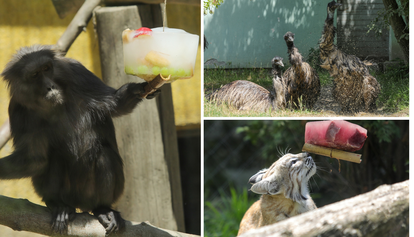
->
{"left": 94, "top": 6, "right": 184, "bottom": 231}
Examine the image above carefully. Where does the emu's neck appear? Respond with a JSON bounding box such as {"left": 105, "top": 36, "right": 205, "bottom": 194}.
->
{"left": 271, "top": 66, "right": 282, "bottom": 79}
{"left": 287, "top": 45, "right": 303, "bottom": 66}
{"left": 319, "top": 12, "right": 337, "bottom": 56}
{"left": 326, "top": 11, "right": 335, "bottom": 23}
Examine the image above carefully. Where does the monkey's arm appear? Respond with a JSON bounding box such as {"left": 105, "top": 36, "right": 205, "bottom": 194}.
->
{"left": 111, "top": 82, "right": 160, "bottom": 117}
{"left": 0, "top": 150, "right": 47, "bottom": 179}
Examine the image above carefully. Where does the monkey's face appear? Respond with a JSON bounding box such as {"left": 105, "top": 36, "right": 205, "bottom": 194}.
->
{"left": 2, "top": 48, "right": 64, "bottom": 110}
{"left": 23, "top": 57, "right": 64, "bottom": 106}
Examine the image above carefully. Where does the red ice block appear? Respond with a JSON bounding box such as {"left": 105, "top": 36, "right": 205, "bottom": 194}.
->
{"left": 305, "top": 120, "right": 367, "bottom": 152}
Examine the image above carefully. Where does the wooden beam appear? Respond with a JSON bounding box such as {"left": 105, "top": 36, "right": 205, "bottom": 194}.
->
{"left": 105, "top": 0, "right": 200, "bottom": 6}
{"left": 94, "top": 5, "right": 184, "bottom": 231}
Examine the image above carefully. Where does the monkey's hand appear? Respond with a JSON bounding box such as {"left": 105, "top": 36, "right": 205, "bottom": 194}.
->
{"left": 94, "top": 207, "right": 125, "bottom": 235}
{"left": 145, "top": 87, "right": 161, "bottom": 99}
{"left": 111, "top": 82, "right": 161, "bottom": 117}
{"left": 131, "top": 82, "right": 161, "bottom": 100}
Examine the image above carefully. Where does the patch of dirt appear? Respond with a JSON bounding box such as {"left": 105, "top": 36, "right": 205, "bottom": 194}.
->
{"left": 313, "top": 84, "right": 341, "bottom": 115}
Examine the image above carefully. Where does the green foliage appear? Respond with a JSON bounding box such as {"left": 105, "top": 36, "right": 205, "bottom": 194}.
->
{"left": 236, "top": 121, "right": 305, "bottom": 162}
{"left": 306, "top": 47, "right": 323, "bottom": 72}
{"left": 204, "top": 0, "right": 224, "bottom": 15}
{"left": 305, "top": 47, "right": 332, "bottom": 86}
{"left": 357, "top": 121, "right": 400, "bottom": 143}
{"left": 374, "top": 60, "right": 409, "bottom": 112}
{"left": 204, "top": 187, "right": 255, "bottom": 237}
{"left": 367, "top": 0, "right": 409, "bottom": 41}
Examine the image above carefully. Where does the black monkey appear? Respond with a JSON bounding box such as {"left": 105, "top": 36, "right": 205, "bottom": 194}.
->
{"left": 0, "top": 45, "right": 160, "bottom": 234}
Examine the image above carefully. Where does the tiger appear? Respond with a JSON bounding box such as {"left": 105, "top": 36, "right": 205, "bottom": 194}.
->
{"left": 237, "top": 152, "right": 317, "bottom": 236}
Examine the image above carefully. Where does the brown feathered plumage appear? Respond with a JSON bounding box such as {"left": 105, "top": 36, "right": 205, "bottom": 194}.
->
{"left": 207, "top": 56, "right": 286, "bottom": 112}
{"left": 282, "top": 32, "right": 320, "bottom": 109}
{"left": 319, "top": 1, "right": 380, "bottom": 113}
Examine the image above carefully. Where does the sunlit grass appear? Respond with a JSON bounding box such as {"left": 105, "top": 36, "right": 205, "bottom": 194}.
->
{"left": 204, "top": 63, "right": 409, "bottom": 117}
{"left": 204, "top": 97, "right": 327, "bottom": 117}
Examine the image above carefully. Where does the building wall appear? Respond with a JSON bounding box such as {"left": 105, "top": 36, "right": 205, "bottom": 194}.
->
{"left": 204, "top": 0, "right": 327, "bottom": 68}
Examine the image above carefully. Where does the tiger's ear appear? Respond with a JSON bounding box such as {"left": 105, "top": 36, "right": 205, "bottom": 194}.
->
{"left": 248, "top": 169, "right": 268, "bottom": 184}
{"left": 250, "top": 179, "right": 281, "bottom": 195}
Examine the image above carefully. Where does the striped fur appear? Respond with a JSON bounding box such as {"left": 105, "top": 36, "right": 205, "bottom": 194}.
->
{"left": 206, "top": 57, "right": 286, "bottom": 112}
{"left": 238, "top": 152, "right": 317, "bottom": 235}
{"left": 283, "top": 32, "right": 321, "bottom": 109}
{"left": 319, "top": 1, "right": 380, "bottom": 113}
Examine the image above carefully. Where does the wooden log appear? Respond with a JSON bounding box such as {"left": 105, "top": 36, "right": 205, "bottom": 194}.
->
{"left": 0, "top": 195, "right": 198, "bottom": 237}
{"left": 239, "top": 180, "right": 409, "bottom": 237}
{"left": 94, "top": 5, "right": 182, "bottom": 231}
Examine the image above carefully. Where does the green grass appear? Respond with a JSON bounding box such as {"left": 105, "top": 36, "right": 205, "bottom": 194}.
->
{"left": 204, "top": 97, "right": 323, "bottom": 117}
{"left": 204, "top": 63, "right": 409, "bottom": 117}
{"left": 373, "top": 61, "right": 409, "bottom": 113}
{"left": 204, "top": 188, "right": 256, "bottom": 237}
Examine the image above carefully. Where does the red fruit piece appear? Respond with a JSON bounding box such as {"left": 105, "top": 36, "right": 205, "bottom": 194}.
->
{"left": 305, "top": 120, "right": 367, "bottom": 152}
{"left": 132, "top": 27, "right": 152, "bottom": 38}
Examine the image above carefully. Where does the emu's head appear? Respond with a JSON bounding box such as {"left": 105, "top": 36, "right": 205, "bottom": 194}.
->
{"left": 272, "top": 56, "right": 284, "bottom": 69}
{"left": 249, "top": 152, "right": 316, "bottom": 202}
{"left": 284, "top": 32, "right": 295, "bottom": 44}
{"left": 327, "top": 0, "right": 341, "bottom": 18}
{"left": 284, "top": 32, "right": 295, "bottom": 48}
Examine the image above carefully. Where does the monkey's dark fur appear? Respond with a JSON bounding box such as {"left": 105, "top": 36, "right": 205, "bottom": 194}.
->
{"left": 206, "top": 56, "right": 285, "bottom": 112}
{"left": 319, "top": 1, "right": 380, "bottom": 113}
{"left": 282, "top": 31, "right": 320, "bottom": 109}
{"left": 0, "top": 45, "right": 160, "bottom": 234}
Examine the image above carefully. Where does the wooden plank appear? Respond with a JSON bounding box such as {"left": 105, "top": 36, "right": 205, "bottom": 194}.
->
{"left": 94, "top": 6, "right": 179, "bottom": 231}
{"left": 138, "top": 4, "right": 186, "bottom": 232}
{"left": 137, "top": 4, "right": 163, "bottom": 28}
{"left": 157, "top": 83, "right": 186, "bottom": 233}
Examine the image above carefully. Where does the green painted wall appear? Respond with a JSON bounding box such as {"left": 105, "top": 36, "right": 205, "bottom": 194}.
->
{"left": 204, "top": 0, "right": 330, "bottom": 68}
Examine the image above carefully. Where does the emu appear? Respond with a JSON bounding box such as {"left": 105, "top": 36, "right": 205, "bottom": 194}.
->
{"left": 207, "top": 56, "right": 285, "bottom": 112}
{"left": 319, "top": 0, "right": 380, "bottom": 113}
{"left": 283, "top": 32, "right": 320, "bottom": 109}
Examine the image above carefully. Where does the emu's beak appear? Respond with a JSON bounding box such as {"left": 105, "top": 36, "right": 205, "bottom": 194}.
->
{"left": 277, "top": 61, "right": 284, "bottom": 67}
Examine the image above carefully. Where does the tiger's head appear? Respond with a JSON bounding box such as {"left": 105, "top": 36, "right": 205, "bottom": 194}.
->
{"left": 249, "top": 152, "right": 316, "bottom": 203}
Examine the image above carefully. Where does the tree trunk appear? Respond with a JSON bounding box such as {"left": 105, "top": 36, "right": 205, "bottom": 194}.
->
{"left": 239, "top": 180, "right": 409, "bottom": 237}
{"left": 382, "top": 0, "right": 409, "bottom": 63}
